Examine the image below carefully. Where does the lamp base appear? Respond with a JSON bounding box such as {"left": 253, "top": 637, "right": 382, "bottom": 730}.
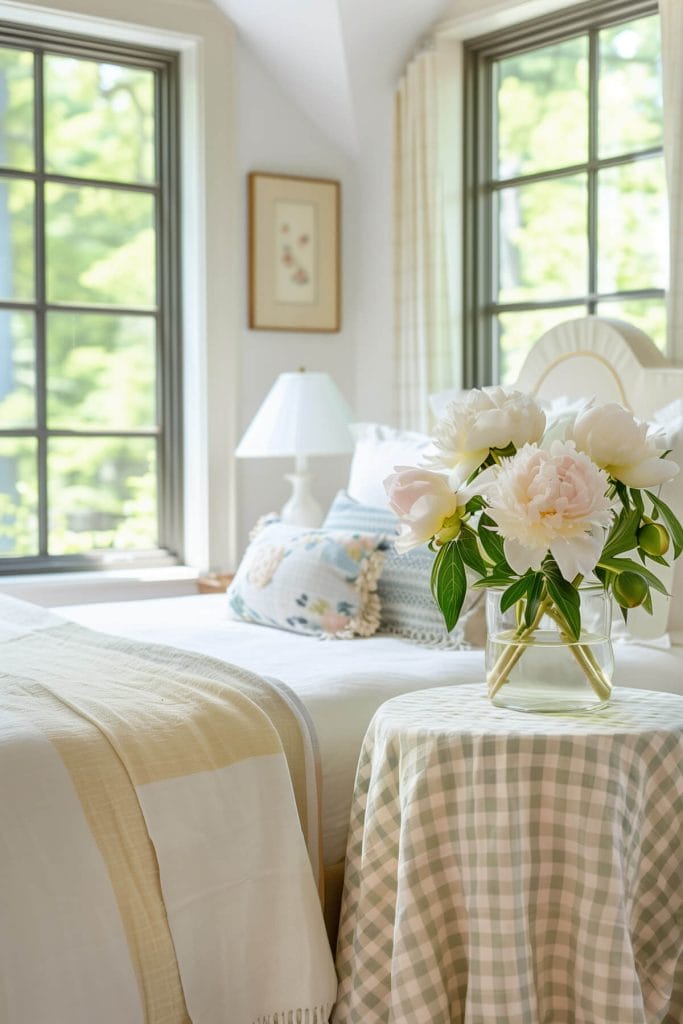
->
{"left": 282, "top": 471, "right": 323, "bottom": 527}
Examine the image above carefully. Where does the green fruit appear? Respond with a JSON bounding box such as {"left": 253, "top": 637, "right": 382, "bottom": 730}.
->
{"left": 613, "top": 571, "right": 648, "bottom": 609}
{"left": 637, "top": 522, "right": 670, "bottom": 557}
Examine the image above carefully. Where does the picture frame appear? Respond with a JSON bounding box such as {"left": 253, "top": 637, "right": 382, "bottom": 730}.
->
{"left": 248, "top": 172, "right": 341, "bottom": 332}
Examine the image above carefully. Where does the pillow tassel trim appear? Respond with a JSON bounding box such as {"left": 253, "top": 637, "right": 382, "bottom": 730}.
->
{"left": 336, "top": 548, "right": 385, "bottom": 639}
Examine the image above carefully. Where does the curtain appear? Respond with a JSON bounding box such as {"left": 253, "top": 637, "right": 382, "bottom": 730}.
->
{"left": 660, "top": 0, "right": 683, "bottom": 364}
{"left": 394, "top": 39, "right": 462, "bottom": 432}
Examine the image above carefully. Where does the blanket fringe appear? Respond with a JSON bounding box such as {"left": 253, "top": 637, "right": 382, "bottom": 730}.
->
{"left": 253, "top": 1002, "right": 334, "bottom": 1024}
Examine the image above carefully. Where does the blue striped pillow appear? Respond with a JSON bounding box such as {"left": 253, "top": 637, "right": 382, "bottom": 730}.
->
{"left": 324, "top": 490, "right": 481, "bottom": 648}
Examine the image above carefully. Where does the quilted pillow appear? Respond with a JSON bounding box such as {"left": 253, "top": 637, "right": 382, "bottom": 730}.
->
{"left": 226, "top": 520, "right": 386, "bottom": 638}
{"left": 323, "top": 490, "right": 484, "bottom": 648}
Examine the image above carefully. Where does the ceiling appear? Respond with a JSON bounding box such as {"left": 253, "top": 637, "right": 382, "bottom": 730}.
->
{"left": 213, "top": 0, "right": 453, "bottom": 153}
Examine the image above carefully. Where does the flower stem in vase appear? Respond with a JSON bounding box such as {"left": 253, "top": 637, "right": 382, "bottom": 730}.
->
{"left": 543, "top": 606, "right": 613, "bottom": 701}
{"left": 486, "top": 596, "right": 552, "bottom": 698}
{"left": 486, "top": 590, "right": 613, "bottom": 704}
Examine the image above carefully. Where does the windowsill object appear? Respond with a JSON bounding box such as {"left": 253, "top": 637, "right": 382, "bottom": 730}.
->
{"left": 196, "top": 573, "right": 234, "bottom": 595}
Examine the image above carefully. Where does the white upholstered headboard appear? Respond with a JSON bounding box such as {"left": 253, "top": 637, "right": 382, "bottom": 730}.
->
{"left": 515, "top": 316, "right": 683, "bottom": 641}
{"left": 514, "top": 316, "right": 683, "bottom": 417}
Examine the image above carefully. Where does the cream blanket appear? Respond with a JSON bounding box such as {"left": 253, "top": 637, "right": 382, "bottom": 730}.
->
{"left": 0, "top": 596, "right": 336, "bottom": 1024}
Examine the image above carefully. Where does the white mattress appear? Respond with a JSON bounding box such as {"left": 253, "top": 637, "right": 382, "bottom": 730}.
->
{"left": 60, "top": 594, "right": 683, "bottom": 865}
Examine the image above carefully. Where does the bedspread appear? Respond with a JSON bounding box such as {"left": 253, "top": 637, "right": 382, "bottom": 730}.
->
{"left": 0, "top": 596, "right": 336, "bottom": 1024}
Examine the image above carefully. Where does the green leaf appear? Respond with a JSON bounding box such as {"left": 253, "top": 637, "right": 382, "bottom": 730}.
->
{"left": 594, "top": 565, "right": 608, "bottom": 587}
{"left": 602, "top": 507, "right": 641, "bottom": 560}
{"left": 614, "top": 480, "right": 631, "bottom": 511}
{"left": 641, "top": 587, "right": 654, "bottom": 615}
{"left": 500, "top": 575, "right": 534, "bottom": 613}
{"left": 542, "top": 558, "right": 581, "bottom": 641}
{"left": 431, "top": 541, "right": 467, "bottom": 633}
{"left": 524, "top": 573, "right": 545, "bottom": 628}
{"left": 458, "top": 524, "right": 488, "bottom": 577}
{"left": 471, "top": 572, "right": 516, "bottom": 589}
{"left": 641, "top": 551, "right": 670, "bottom": 567}
{"left": 464, "top": 494, "right": 487, "bottom": 514}
{"left": 598, "top": 555, "right": 669, "bottom": 595}
{"left": 477, "top": 513, "right": 506, "bottom": 565}
{"left": 645, "top": 491, "right": 683, "bottom": 559}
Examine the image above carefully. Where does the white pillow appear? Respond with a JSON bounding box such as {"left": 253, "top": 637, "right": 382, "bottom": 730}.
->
{"left": 428, "top": 389, "right": 464, "bottom": 420}
{"left": 346, "top": 422, "right": 433, "bottom": 509}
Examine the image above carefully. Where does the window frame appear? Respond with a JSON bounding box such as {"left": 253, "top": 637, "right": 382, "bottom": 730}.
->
{"left": 0, "top": 21, "right": 183, "bottom": 575}
{"left": 463, "top": 0, "right": 662, "bottom": 387}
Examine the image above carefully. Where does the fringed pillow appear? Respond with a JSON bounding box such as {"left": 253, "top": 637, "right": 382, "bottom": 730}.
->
{"left": 227, "top": 519, "right": 386, "bottom": 638}
{"left": 323, "top": 490, "right": 484, "bottom": 649}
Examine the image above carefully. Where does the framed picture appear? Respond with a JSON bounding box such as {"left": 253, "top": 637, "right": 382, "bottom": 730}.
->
{"left": 248, "top": 172, "right": 341, "bottom": 332}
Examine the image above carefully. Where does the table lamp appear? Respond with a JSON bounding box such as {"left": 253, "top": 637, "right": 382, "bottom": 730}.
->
{"left": 235, "top": 369, "right": 354, "bottom": 526}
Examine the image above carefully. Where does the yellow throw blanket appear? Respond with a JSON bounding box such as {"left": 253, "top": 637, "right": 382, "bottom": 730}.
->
{"left": 0, "top": 596, "right": 336, "bottom": 1024}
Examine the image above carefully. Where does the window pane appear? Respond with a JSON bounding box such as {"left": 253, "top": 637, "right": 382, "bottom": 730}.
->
{"left": 0, "top": 177, "right": 34, "bottom": 300}
{"left": 495, "top": 36, "right": 587, "bottom": 179}
{"left": 497, "top": 175, "right": 587, "bottom": 303}
{"left": 0, "top": 46, "right": 34, "bottom": 171}
{"left": 599, "top": 16, "right": 662, "bottom": 159}
{"left": 45, "top": 183, "right": 156, "bottom": 307}
{"left": 47, "top": 312, "right": 156, "bottom": 429}
{"left": 596, "top": 298, "right": 666, "bottom": 352}
{"left": 44, "top": 56, "right": 155, "bottom": 184}
{"left": 48, "top": 437, "right": 157, "bottom": 555}
{"left": 597, "top": 156, "right": 667, "bottom": 293}
{"left": 0, "top": 310, "right": 35, "bottom": 427}
{"left": 0, "top": 436, "right": 38, "bottom": 556}
{"left": 497, "top": 307, "right": 583, "bottom": 384}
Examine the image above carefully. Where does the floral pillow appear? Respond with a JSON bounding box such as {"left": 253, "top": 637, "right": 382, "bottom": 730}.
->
{"left": 226, "top": 520, "right": 386, "bottom": 638}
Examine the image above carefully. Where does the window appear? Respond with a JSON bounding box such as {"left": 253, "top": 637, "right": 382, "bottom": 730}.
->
{"left": 0, "top": 24, "right": 181, "bottom": 572}
{"left": 464, "top": 0, "right": 665, "bottom": 385}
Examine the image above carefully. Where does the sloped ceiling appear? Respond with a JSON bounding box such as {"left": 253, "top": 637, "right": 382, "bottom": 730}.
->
{"left": 214, "top": 0, "right": 452, "bottom": 153}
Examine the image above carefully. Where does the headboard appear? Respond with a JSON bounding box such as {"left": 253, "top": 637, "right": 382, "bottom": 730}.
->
{"left": 514, "top": 316, "right": 683, "bottom": 418}
{"left": 515, "top": 316, "right": 683, "bottom": 641}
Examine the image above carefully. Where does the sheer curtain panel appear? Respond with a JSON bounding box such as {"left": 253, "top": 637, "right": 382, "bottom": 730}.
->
{"left": 660, "top": 0, "right": 683, "bottom": 363}
{"left": 394, "top": 39, "right": 462, "bottom": 431}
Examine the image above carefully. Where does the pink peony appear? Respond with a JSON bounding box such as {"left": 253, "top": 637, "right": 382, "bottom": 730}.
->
{"left": 384, "top": 467, "right": 462, "bottom": 554}
{"left": 485, "top": 441, "right": 613, "bottom": 581}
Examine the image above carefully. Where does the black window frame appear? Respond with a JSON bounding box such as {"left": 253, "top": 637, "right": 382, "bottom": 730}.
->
{"left": 0, "top": 21, "right": 183, "bottom": 575}
{"left": 463, "top": 0, "right": 663, "bottom": 387}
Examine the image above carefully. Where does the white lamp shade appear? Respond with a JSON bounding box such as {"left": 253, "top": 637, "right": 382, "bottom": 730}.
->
{"left": 235, "top": 371, "right": 353, "bottom": 458}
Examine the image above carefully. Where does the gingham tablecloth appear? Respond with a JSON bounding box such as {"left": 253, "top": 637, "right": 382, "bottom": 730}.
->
{"left": 332, "top": 685, "right": 683, "bottom": 1024}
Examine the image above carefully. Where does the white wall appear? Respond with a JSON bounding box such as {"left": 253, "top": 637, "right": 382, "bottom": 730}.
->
{"left": 234, "top": 43, "right": 357, "bottom": 551}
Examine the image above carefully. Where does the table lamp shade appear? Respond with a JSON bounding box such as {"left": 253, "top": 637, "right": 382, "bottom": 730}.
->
{"left": 235, "top": 371, "right": 353, "bottom": 458}
{"left": 235, "top": 370, "right": 354, "bottom": 526}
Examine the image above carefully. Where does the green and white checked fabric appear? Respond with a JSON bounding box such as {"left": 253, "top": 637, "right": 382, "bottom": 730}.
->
{"left": 333, "top": 685, "right": 683, "bottom": 1024}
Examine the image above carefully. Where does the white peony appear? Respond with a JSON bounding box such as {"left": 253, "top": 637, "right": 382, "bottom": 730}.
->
{"left": 568, "top": 402, "right": 679, "bottom": 488}
{"left": 485, "top": 441, "right": 613, "bottom": 582}
{"left": 429, "top": 386, "right": 546, "bottom": 484}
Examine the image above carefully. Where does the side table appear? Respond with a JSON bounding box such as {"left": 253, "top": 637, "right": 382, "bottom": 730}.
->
{"left": 333, "top": 684, "right": 683, "bottom": 1024}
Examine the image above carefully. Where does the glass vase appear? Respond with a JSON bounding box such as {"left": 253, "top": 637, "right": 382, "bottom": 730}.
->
{"left": 485, "top": 585, "right": 614, "bottom": 713}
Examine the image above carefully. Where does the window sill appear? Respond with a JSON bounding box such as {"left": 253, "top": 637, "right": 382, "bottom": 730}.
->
{"left": 0, "top": 566, "right": 200, "bottom": 607}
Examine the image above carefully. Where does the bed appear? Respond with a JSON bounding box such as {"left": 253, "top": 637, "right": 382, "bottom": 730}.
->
{"left": 3, "top": 317, "right": 683, "bottom": 1024}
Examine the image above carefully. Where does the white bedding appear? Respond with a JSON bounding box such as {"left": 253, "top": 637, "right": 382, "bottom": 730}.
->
{"left": 61, "top": 594, "right": 683, "bottom": 867}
